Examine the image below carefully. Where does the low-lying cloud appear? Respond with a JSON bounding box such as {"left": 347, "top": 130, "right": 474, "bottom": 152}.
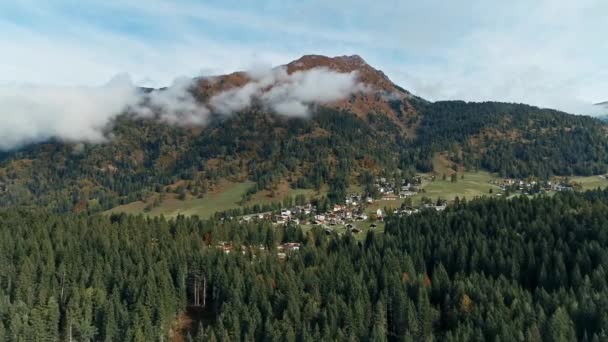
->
{"left": 0, "top": 66, "right": 365, "bottom": 150}
{"left": 0, "top": 77, "right": 135, "bottom": 150}
{"left": 136, "top": 76, "right": 210, "bottom": 126}
{"left": 210, "top": 66, "right": 365, "bottom": 117}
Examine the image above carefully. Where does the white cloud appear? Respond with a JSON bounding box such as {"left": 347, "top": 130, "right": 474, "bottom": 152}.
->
{"left": 272, "top": 101, "right": 309, "bottom": 117}
{"left": 0, "top": 78, "right": 136, "bottom": 150}
{"left": 209, "top": 66, "right": 365, "bottom": 117}
{"left": 0, "top": 66, "right": 365, "bottom": 150}
{"left": 0, "top": 74, "right": 210, "bottom": 150}
{"left": 136, "top": 77, "right": 209, "bottom": 125}
{"left": 386, "top": 0, "right": 608, "bottom": 115}
{"left": 0, "top": 0, "right": 606, "bottom": 117}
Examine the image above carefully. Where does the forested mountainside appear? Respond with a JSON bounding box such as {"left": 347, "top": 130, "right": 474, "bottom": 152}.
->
{"left": 3, "top": 190, "right": 608, "bottom": 341}
{"left": 1, "top": 55, "right": 607, "bottom": 214}
{"left": 417, "top": 101, "right": 608, "bottom": 177}
{"left": 1, "top": 100, "right": 607, "bottom": 214}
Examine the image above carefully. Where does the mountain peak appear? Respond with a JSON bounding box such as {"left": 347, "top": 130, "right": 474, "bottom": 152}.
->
{"left": 194, "top": 54, "right": 416, "bottom": 123}
{"left": 284, "top": 54, "right": 399, "bottom": 93}
{"left": 287, "top": 54, "right": 368, "bottom": 70}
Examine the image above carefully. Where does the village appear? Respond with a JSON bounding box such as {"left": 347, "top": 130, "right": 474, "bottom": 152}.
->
{"left": 237, "top": 175, "right": 447, "bottom": 235}
{"left": 235, "top": 174, "right": 588, "bottom": 233}
{"left": 489, "top": 177, "right": 577, "bottom": 196}
{"left": 214, "top": 240, "right": 301, "bottom": 260}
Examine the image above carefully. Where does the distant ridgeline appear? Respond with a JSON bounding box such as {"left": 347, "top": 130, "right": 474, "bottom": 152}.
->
{"left": 3, "top": 189, "right": 608, "bottom": 340}
{"left": 595, "top": 101, "right": 608, "bottom": 121}
{"left": 1, "top": 99, "right": 608, "bottom": 213}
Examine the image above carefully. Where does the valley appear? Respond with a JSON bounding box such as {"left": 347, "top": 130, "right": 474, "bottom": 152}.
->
{"left": 105, "top": 153, "right": 608, "bottom": 232}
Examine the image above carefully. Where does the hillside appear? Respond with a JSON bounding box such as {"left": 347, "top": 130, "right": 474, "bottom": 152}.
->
{"left": 1, "top": 55, "right": 608, "bottom": 214}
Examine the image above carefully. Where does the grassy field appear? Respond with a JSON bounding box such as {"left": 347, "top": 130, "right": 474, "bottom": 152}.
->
{"left": 571, "top": 175, "right": 608, "bottom": 190}
{"left": 431, "top": 153, "right": 459, "bottom": 175}
{"left": 106, "top": 180, "right": 330, "bottom": 219}
{"left": 106, "top": 180, "right": 256, "bottom": 218}
{"left": 365, "top": 170, "right": 501, "bottom": 214}
{"left": 107, "top": 168, "right": 502, "bottom": 219}
{"left": 106, "top": 152, "right": 608, "bottom": 220}
{"left": 414, "top": 171, "right": 501, "bottom": 203}
{"left": 365, "top": 200, "right": 405, "bottom": 214}
{"left": 246, "top": 180, "right": 325, "bottom": 206}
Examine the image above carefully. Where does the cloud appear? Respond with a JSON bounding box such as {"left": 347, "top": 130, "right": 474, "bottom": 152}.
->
{"left": 0, "top": 66, "right": 365, "bottom": 150}
{"left": 0, "top": 77, "right": 136, "bottom": 150}
{"left": 1, "top": 0, "right": 606, "bottom": 117}
{"left": 210, "top": 66, "right": 365, "bottom": 117}
{"left": 385, "top": 0, "right": 608, "bottom": 116}
{"left": 135, "top": 77, "right": 209, "bottom": 125}
{"left": 0, "top": 74, "right": 209, "bottom": 150}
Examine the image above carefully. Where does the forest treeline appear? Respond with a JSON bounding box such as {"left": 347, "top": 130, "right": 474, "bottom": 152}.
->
{"left": 3, "top": 189, "right": 608, "bottom": 341}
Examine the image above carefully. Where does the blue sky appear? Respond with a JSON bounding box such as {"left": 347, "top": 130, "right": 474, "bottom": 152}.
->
{"left": 1, "top": 0, "right": 607, "bottom": 114}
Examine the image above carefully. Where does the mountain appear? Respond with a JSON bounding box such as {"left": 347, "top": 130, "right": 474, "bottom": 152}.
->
{"left": 193, "top": 54, "right": 420, "bottom": 130}
{"left": 1, "top": 55, "right": 608, "bottom": 213}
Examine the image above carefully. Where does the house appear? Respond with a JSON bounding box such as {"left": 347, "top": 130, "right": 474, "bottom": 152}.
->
{"left": 425, "top": 203, "right": 446, "bottom": 211}
{"left": 274, "top": 215, "right": 287, "bottom": 225}
{"left": 333, "top": 204, "right": 347, "bottom": 212}
{"left": 284, "top": 242, "right": 301, "bottom": 252}
{"left": 217, "top": 242, "right": 233, "bottom": 254}
{"left": 382, "top": 194, "right": 398, "bottom": 201}
{"left": 399, "top": 191, "right": 416, "bottom": 198}
{"left": 278, "top": 243, "right": 301, "bottom": 255}
{"left": 401, "top": 207, "right": 419, "bottom": 215}
{"left": 216, "top": 242, "right": 247, "bottom": 255}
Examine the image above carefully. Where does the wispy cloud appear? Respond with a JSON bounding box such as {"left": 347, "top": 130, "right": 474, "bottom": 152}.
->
{"left": 0, "top": 65, "right": 366, "bottom": 150}
{"left": 210, "top": 66, "right": 365, "bottom": 116}
{"left": 0, "top": 0, "right": 606, "bottom": 115}
{"left": 0, "top": 76, "right": 136, "bottom": 150}
{"left": 384, "top": 0, "right": 608, "bottom": 115}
